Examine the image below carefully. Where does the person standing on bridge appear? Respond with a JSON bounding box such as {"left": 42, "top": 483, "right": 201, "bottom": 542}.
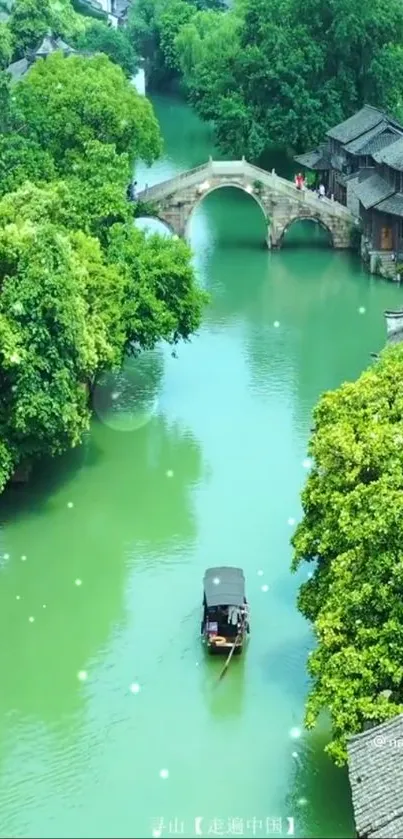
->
{"left": 295, "top": 172, "right": 304, "bottom": 190}
{"left": 318, "top": 183, "right": 325, "bottom": 199}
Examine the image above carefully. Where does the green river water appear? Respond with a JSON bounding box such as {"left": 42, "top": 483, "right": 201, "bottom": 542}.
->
{"left": 1, "top": 93, "right": 403, "bottom": 839}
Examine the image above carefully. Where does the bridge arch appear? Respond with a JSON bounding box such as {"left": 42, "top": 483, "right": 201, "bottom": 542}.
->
{"left": 186, "top": 182, "right": 269, "bottom": 230}
{"left": 278, "top": 215, "right": 334, "bottom": 247}
{"left": 135, "top": 215, "right": 179, "bottom": 238}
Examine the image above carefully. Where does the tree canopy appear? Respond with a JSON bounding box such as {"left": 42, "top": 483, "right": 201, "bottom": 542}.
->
{"left": 12, "top": 52, "right": 162, "bottom": 165}
{"left": 8, "top": 0, "right": 88, "bottom": 57}
{"left": 0, "top": 22, "right": 12, "bottom": 69}
{"left": 292, "top": 344, "right": 403, "bottom": 765}
{"left": 134, "top": 0, "right": 403, "bottom": 156}
{"left": 127, "top": 0, "right": 225, "bottom": 88}
{"left": 8, "top": 0, "right": 52, "bottom": 55}
{"left": 73, "top": 19, "right": 138, "bottom": 76}
{"left": 0, "top": 42, "right": 207, "bottom": 489}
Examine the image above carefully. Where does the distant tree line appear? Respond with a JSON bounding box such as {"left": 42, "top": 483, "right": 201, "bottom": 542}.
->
{"left": 127, "top": 0, "right": 403, "bottom": 158}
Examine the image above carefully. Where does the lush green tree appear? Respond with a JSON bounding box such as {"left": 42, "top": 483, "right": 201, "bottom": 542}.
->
{"left": 0, "top": 156, "right": 127, "bottom": 231}
{"left": 14, "top": 52, "right": 162, "bottom": 165}
{"left": 9, "top": 0, "right": 52, "bottom": 55}
{"left": 74, "top": 20, "right": 138, "bottom": 76}
{"left": 127, "top": 0, "right": 162, "bottom": 74}
{"left": 292, "top": 344, "right": 403, "bottom": 765}
{"left": 0, "top": 22, "right": 12, "bottom": 69}
{"left": 158, "top": 0, "right": 196, "bottom": 73}
{"left": 172, "top": 0, "right": 403, "bottom": 156}
{"left": 127, "top": 0, "right": 201, "bottom": 87}
{"left": 48, "top": 0, "right": 89, "bottom": 40}
{"left": 0, "top": 70, "right": 12, "bottom": 134}
{"left": 106, "top": 223, "right": 208, "bottom": 351}
{"left": 0, "top": 178, "right": 207, "bottom": 485}
{"left": 0, "top": 21, "right": 209, "bottom": 491}
{"left": 8, "top": 0, "right": 89, "bottom": 57}
{"left": 0, "top": 186, "right": 130, "bottom": 478}
{"left": 61, "top": 141, "right": 133, "bottom": 238}
{"left": 0, "top": 220, "right": 99, "bottom": 474}
{"left": 0, "top": 134, "right": 56, "bottom": 196}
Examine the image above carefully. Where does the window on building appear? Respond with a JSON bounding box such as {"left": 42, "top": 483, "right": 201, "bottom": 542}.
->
{"left": 399, "top": 218, "right": 403, "bottom": 239}
{"left": 395, "top": 170, "right": 400, "bottom": 190}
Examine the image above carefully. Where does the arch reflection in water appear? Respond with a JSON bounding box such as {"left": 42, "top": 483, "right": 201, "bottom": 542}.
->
{"left": 281, "top": 218, "right": 332, "bottom": 248}
{"left": 189, "top": 187, "right": 268, "bottom": 255}
{"left": 189, "top": 184, "right": 268, "bottom": 246}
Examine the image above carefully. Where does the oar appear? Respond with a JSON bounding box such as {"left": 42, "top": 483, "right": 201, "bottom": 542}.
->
{"left": 217, "top": 635, "right": 239, "bottom": 682}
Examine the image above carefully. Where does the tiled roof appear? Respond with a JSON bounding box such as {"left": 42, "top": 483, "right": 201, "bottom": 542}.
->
{"left": 55, "top": 37, "right": 76, "bottom": 52}
{"left": 5, "top": 58, "right": 29, "bottom": 80}
{"left": 35, "top": 35, "right": 57, "bottom": 56}
{"left": 34, "top": 34, "right": 75, "bottom": 57}
{"left": 348, "top": 715, "right": 403, "bottom": 838}
{"left": 294, "top": 146, "right": 330, "bottom": 170}
{"left": 376, "top": 193, "right": 403, "bottom": 218}
{"left": 373, "top": 137, "right": 403, "bottom": 170}
{"left": 327, "top": 105, "right": 385, "bottom": 143}
{"left": 354, "top": 171, "right": 395, "bottom": 209}
{"left": 360, "top": 132, "right": 403, "bottom": 157}
{"left": 344, "top": 123, "right": 403, "bottom": 155}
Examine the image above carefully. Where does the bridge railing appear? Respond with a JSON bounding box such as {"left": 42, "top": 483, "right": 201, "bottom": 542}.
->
{"left": 242, "top": 160, "right": 352, "bottom": 216}
{"left": 137, "top": 161, "right": 210, "bottom": 201}
{"left": 137, "top": 158, "right": 354, "bottom": 219}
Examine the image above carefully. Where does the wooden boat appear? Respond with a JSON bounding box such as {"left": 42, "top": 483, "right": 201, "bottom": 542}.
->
{"left": 201, "top": 566, "right": 249, "bottom": 654}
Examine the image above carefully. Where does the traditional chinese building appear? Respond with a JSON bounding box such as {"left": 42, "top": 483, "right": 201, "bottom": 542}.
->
{"left": 5, "top": 32, "right": 77, "bottom": 82}
{"left": 296, "top": 106, "right": 403, "bottom": 278}
{"left": 347, "top": 714, "right": 403, "bottom": 837}
{"left": 75, "top": 0, "right": 130, "bottom": 26}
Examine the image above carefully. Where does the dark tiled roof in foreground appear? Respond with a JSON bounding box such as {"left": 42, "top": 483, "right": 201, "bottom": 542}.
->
{"left": 376, "top": 193, "right": 403, "bottom": 218}
{"left": 327, "top": 105, "right": 385, "bottom": 144}
{"left": 354, "top": 171, "right": 395, "bottom": 209}
{"left": 344, "top": 121, "right": 389, "bottom": 153}
{"left": 348, "top": 715, "right": 403, "bottom": 838}
{"left": 5, "top": 58, "right": 29, "bottom": 80}
{"left": 373, "top": 137, "right": 403, "bottom": 170}
{"left": 360, "top": 132, "right": 403, "bottom": 157}
{"left": 327, "top": 105, "right": 403, "bottom": 146}
{"left": 294, "top": 146, "right": 330, "bottom": 170}
{"left": 345, "top": 124, "right": 403, "bottom": 157}
{"left": 34, "top": 34, "right": 76, "bottom": 57}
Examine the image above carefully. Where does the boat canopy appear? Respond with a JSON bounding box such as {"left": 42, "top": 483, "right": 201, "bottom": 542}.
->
{"left": 203, "top": 566, "right": 245, "bottom": 608}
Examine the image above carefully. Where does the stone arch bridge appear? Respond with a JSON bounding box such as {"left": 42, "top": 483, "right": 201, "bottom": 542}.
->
{"left": 136, "top": 158, "right": 356, "bottom": 248}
